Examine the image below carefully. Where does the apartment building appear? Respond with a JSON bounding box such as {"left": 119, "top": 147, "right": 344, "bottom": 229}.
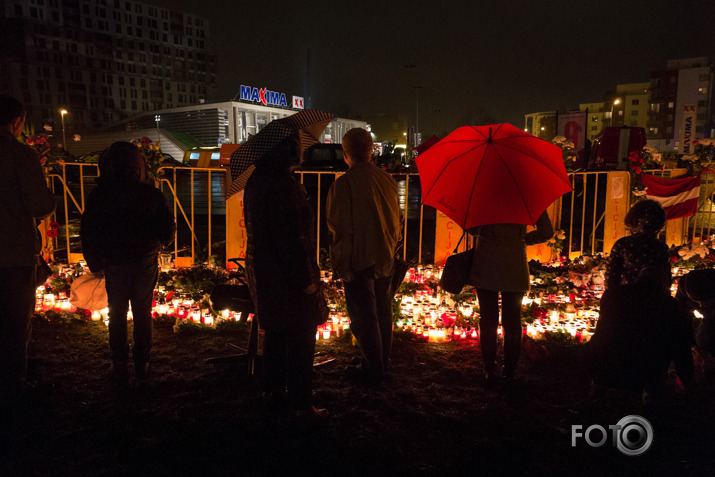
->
{"left": 648, "top": 57, "right": 714, "bottom": 151}
{"left": 0, "top": 0, "right": 216, "bottom": 133}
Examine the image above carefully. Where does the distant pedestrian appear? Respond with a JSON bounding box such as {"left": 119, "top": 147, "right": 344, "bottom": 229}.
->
{"left": 326, "top": 128, "right": 402, "bottom": 383}
{"left": 80, "top": 142, "right": 175, "bottom": 386}
{"left": 244, "top": 133, "right": 328, "bottom": 419}
{"left": 0, "top": 95, "right": 55, "bottom": 399}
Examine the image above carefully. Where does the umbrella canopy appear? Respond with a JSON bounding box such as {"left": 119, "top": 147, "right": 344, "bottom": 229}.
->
{"left": 415, "top": 123, "right": 572, "bottom": 228}
{"left": 226, "top": 109, "right": 335, "bottom": 198}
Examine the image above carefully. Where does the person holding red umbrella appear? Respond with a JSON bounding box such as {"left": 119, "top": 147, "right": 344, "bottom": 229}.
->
{"left": 415, "top": 123, "right": 571, "bottom": 384}
{"left": 468, "top": 211, "right": 553, "bottom": 383}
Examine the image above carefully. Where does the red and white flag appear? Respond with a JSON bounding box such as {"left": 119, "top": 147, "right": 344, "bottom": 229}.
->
{"left": 641, "top": 174, "right": 701, "bottom": 220}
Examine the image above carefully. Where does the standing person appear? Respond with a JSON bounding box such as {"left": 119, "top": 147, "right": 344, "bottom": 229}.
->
{"left": 243, "top": 134, "right": 328, "bottom": 419}
{"left": 80, "top": 142, "right": 175, "bottom": 386}
{"left": 326, "top": 128, "right": 401, "bottom": 383}
{"left": 605, "top": 199, "right": 670, "bottom": 291}
{"left": 467, "top": 210, "right": 553, "bottom": 383}
{"left": 0, "top": 95, "right": 55, "bottom": 399}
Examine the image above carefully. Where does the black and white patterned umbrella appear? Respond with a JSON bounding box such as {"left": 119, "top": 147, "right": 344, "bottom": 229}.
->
{"left": 226, "top": 109, "right": 335, "bottom": 199}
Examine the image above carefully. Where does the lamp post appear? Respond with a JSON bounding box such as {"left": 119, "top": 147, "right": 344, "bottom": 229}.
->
{"left": 414, "top": 85, "right": 423, "bottom": 147}
{"left": 403, "top": 64, "right": 418, "bottom": 151}
{"left": 155, "top": 114, "right": 161, "bottom": 144}
{"left": 59, "top": 108, "right": 68, "bottom": 151}
{"left": 609, "top": 98, "right": 621, "bottom": 127}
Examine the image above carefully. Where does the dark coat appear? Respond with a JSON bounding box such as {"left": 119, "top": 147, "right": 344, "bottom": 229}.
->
{"left": 80, "top": 151, "right": 174, "bottom": 272}
{"left": 243, "top": 161, "right": 326, "bottom": 332}
{"left": 0, "top": 129, "right": 55, "bottom": 267}
{"left": 588, "top": 278, "right": 694, "bottom": 389}
{"left": 606, "top": 232, "right": 670, "bottom": 289}
{"left": 467, "top": 210, "right": 553, "bottom": 292}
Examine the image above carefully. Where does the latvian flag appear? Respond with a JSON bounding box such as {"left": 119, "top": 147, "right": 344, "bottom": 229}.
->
{"left": 641, "top": 174, "right": 701, "bottom": 220}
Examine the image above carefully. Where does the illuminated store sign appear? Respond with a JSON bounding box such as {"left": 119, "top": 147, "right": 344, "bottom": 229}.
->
{"left": 239, "top": 85, "right": 289, "bottom": 107}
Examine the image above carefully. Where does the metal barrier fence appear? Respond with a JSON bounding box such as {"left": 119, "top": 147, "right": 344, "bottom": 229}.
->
{"left": 690, "top": 171, "right": 715, "bottom": 242}
{"left": 44, "top": 163, "right": 715, "bottom": 266}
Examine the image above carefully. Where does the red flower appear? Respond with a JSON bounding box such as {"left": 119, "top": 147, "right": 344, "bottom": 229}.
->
{"left": 49, "top": 221, "right": 60, "bottom": 229}
{"left": 46, "top": 229, "right": 59, "bottom": 238}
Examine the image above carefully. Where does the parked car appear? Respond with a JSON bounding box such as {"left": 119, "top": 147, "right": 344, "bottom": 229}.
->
{"left": 298, "top": 144, "right": 347, "bottom": 171}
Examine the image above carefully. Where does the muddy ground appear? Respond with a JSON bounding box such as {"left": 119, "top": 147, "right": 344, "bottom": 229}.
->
{"left": 1, "top": 315, "right": 713, "bottom": 476}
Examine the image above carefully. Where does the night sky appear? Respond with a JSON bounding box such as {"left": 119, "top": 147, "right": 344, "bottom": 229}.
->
{"left": 151, "top": 0, "right": 715, "bottom": 140}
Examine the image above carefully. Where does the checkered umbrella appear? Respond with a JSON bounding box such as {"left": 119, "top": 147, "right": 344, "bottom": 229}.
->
{"left": 226, "top": 109, "right": 335, "bottom": 199}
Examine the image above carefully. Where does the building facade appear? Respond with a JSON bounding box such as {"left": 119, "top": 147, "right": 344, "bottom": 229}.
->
{"left": 526, "top": 58, "right": 714, "bottom": 153}
{"left": 613, "top": 82, "right": 650, "bottom": 129}
{"left": 523, "top": 111, "right": 556, "bottom": 140}
{"left": 70, "top": 100, "right": 370, "bottom": 161}
{"left": 0, "top": 0, "right": 216, "bottom": 133}
{"left": 647, "top": 57, "right": 715, "bottom": 151}
{"left": 579, "top": 102, "right": 607, "bottom": 142}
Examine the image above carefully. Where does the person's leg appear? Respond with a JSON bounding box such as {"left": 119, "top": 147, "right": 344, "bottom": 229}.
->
{"left": 285, "top": 324, "right": 317, "bottom": 410}
{"left": 374, "top": 275, "right": 393, "bottom": 374}
{"left": 262, "top": 328, "right": 287, "bottom": 398}
{"left": 501, "top": 290, "right": 525, "bottom": 378}
{"left": 104, "top": 262, "right": 132, "bottom": 382}
{"left": 129, "top": 254, "right": 158, "bottom": 376}
{"left": 476, "top": 287, "right": 499, "bottom": 376}
{"left": 0, "top": 266, "right": 35, "bottom": 396}
{"left": 343, "top": 272, "right": 384, "bottom": 379}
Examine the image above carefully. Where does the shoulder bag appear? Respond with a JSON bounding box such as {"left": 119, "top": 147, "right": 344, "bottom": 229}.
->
{"left": 439, "top": 231, "right": 473, "bottom": 294}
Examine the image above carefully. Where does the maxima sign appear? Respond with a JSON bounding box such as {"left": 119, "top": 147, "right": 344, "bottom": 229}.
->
{"left": 239, "top": 84, "right": 296, "bottom": 108}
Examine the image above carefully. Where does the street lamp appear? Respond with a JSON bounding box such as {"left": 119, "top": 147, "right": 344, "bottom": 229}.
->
{"left": 59, "top": 108, "right": 68, "bottom": 151}
{"left": 155, "top": 114, "right": 161, "bottom": 144}
{"left": 610, "top": 98, "right": 621, "bottom": 127}
{"left": 414, "top": 86, "right": 423, "bottom": 147}
{"left": 403, "top": 64, "right": 420, "bottom": 149}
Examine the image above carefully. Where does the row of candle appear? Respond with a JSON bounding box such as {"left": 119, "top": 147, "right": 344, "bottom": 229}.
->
{"left": 525, "top": 322, "right": 594, "bottom": 343}
{"left": 395, "top": 320, "right": 481, "bottom": 343}
{"left": 35, "top": 266, "right": 601, "bottom": 345}
{"left": 35, "top": 289, "right": 252, "bottom": 327}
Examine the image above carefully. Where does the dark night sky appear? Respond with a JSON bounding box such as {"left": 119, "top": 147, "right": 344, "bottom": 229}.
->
{"left": 150, "top": 0, "right": 715, "bottom": 140}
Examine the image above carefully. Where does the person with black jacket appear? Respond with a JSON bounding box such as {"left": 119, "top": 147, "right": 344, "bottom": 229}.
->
{"left": 244, "top": 134, "right": 328, "bottom": 419}
{"left": 0, "top": 95, "right": 55, "bottom": 399}
{"left": 80, "top": 142, "right": 174, "bottom": 386}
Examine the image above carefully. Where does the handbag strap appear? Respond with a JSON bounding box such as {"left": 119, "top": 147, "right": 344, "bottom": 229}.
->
{"left": 453, "top": 231, "right": 469, "bottom": 254}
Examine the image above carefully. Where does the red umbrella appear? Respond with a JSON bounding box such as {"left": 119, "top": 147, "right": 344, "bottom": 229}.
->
{"left": 415, "top": 123, "right": 572, "bottom": 228}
